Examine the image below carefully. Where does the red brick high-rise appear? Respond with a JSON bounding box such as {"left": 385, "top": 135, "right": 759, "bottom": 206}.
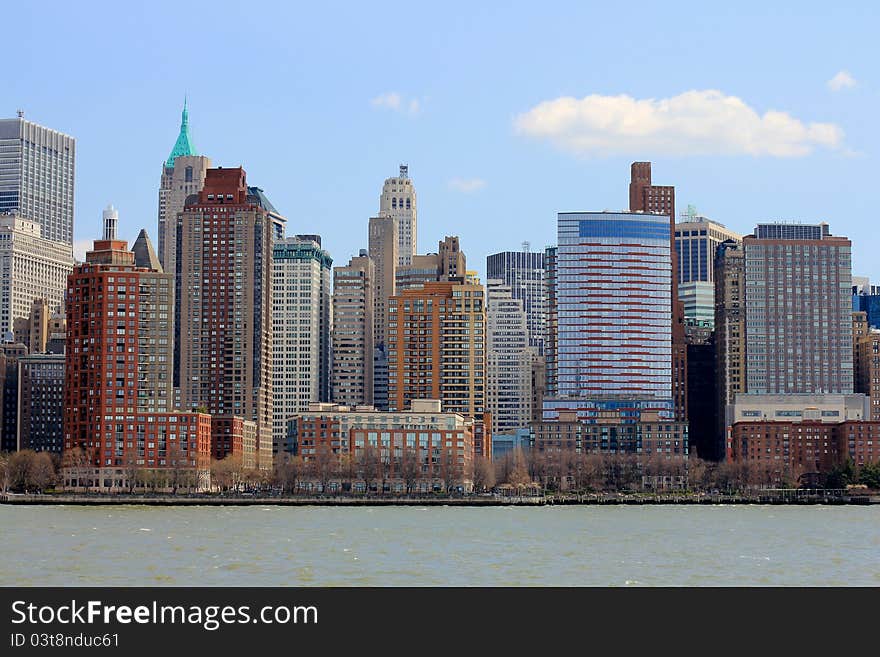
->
{"left": 63, "top": 232, "right": 211, "bottom": 489}
{"left": 629, "top": 162, "right": 687, "bottom": 423}
{"left": 175, "top": 167, "right": 274, "bottom": 470}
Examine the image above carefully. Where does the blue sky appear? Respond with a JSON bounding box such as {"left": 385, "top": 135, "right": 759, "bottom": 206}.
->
{"left": 6, "top": 1, "right": 878, "bottom": 280}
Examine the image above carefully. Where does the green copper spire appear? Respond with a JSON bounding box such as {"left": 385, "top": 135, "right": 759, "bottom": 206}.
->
{"left": 165, "top": 97, "right": 198, "bottom": 167}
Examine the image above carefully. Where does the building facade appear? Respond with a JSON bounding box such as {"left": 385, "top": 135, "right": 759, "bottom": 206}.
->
{"left": 387, "top": 280, "right": 491, "bottom": 457}
{"left": 855, "top": 330, "right": 880, "bottom": 421}
{"left": 0, "top": 343, "right": 27, "bottom": 452}
{"left": 744, "top": 223, "right": 853, "bottom": 395}
{"left": 674, "top": 210, "right": 742, "bottom": 327}
{"left": 715, "top": 239, "right": 746, "bottom": 458}
{"left": 368, "top": 215, "right": 398, "bottom": 409}
{"left": 486, "top": 279, "right": 532, "bottom": 433}
{"left": 63, "top": 233, "right": 210, "bottom": 487}
{"left": 157, "top": 100, "right": 211, "bottom": 274}
{"left": 0, "top": 114, "right": 75, "bottom": 245}
{"left": 555, "top": 211, "right": 672, "bottom": 403}
{"left": 486, "top": 249, "right": 546, "bottom": 354}
{"left": 174, "top": 167, "right": 274, "bottom": 470}
{"left": 629, "top": 162, "right": 687, "bottom": 422}
{"left": 16, "top": 353, "right": 64, "bottom": 452}
{"left": 0, "top": 214, "right": 74, "bottom": 338}
{"left": 378, "top": 165, "right": 417, "bottom": 266}
{"left": 287, "top": 399, "right": 475, "bottom": 492}
{"left": 272, "top": 235, "right": 332, "bottom": 454}
{"left": 331, "top": 254, "right": 374, "bottom": 407}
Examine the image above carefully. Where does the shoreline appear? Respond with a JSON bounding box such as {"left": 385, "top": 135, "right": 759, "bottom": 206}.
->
{"left": 2, "top": 493, "right": 877, "bottom": 506}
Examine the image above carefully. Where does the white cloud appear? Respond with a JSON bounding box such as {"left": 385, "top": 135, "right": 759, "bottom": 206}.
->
{"left": 513, "top": 90, "right": 844, "bottom": 157}
{"left": 827, "top": 70, "right": 856, "bottom": 91}
{"left": 448, "top": 177, "right": 487, "bottom": 193}
{"left": 371, "top": 92, "right": 421, "bottom": 115}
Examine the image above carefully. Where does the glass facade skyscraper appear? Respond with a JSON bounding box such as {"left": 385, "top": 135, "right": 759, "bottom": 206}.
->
{"left": 555, "top": 212, "right": 672, "bottom": 402}
{"left": 0, "top": 116, "right": 75, "bottom": 245}
{"left": 486, "top": 250, "right": 546, "bottom": 354}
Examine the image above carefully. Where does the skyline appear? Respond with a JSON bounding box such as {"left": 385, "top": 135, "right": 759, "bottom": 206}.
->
{"left": 5, "top": 1, "right": 879, "bottom": 282}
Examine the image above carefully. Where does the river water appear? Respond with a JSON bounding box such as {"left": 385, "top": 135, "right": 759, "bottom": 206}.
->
{"left": 1, "top": 505, "right": 878, "bottom": 586}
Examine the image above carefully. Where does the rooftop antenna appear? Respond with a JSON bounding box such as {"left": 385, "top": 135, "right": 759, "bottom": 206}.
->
{"left": 522, "top": 240, "right": 531, "bottom": 253}
{"left": 16, "top": 109, "right": 24, "bottom": 118}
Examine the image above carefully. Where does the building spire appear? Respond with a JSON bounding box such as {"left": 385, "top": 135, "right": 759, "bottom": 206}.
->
{"left": 165, "top": 97, "right": 198, "bottom": 167}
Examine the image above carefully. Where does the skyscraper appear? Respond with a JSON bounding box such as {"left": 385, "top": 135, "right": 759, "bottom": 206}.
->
{"left": 714, "top": 239, "right": 746, "bottom": 456}
{"left": 486, "top": 248, "right": 546, "bottom": 354}
{"left": 0, "top": 113, "right": 75, "bottom": 245}
{"left": 157, "top": 100, "right": 211, "bottom": 274}
{"left": 0, "top": 213, "right": 74, "bottom": 338}
{"left": 486, "top": 279, "right": 532, "bottom": 433}
{"left": 331, "top": 254, "right": 374, "bottom": 407}
{"left": 17, "top": 352, "right": 64, "bottom": 453}
{"left": 378, "top": 165, "right": 417, "bottom": 266}
{"left": 744, "top": 222, "right": 853, "bottom": 395}
{"left": 554, "top": 211, "right": 673, "bottom": 404}
{"left": 395, "top": 236, "right": 467, "bottom": 291}
{"left": 272, "top": 235, "right": 332, "bottom": 453}
{"left": 544, "top": 245, "right": 558, "bottom": 398}
{"left": 175, "top": 167, "right": 274, "bottom": 470}
{"left": 629, "top": 162, "right": 687, "bottom": 422}
{"left": 368, "top": 215, "right": 398, "bottom": 409}
{"left": 674, "top": 208, "right": 742, "bottom": 327}
{"left": 64, "top": 231, "right": 211, "bottom": 488}
{"left": 387, "top": 279, "right": 491, "bottom": 457}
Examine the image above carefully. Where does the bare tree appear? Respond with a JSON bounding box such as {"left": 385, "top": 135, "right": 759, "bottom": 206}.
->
{"left": 399, "top": 446, "right": 421, "bottom": 495}
{"left": 0, "top": 452, "right": 10, "bottom": 493}
{"left": 309, "top": 444, "right": 336, "bottom": 494}
{"left": 29, "top": 452, "right": 56, "bottom": 491}
{"left": 472, "top": 455, "right": 495, "bottom": 493}
{"left": 357, "top": 445, "right": 379, "bottom": 496}
{"left": 275, "top": 454, "right": 305, "bottom": 494}
{"left": 439, "top": 447, "right": 458, "bottom": 495}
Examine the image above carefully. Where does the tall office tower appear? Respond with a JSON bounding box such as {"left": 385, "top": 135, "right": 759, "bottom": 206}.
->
{"left": 64, "top": 232, "right": 212, "bottom": 484}
{"left": 271, "top": 235, "right": 332, "bottom": 453}
{"left": 629, "top": 162, "right": 687, "bottom": 422}
{"left": 0, "top": 213, "right": 74, "bottom": 338}
{"left": 368, "top": 215, "right": 398, "bottom": 409}
{"left": 157, "top": 100, "right": 211, "bottom": 273}
{"left": 331, "top": 254, "right": 374, "bottom": 406}
{"left": 744, "top": 223, "right": 853, "bottom": 395}
{"left": 175, "top": 167, "right": 274, "bottom": 470}
{"left": 544, "top": 245, "right": 558, "bottom": 398}
{"left": 17, "top": 352, "right": 64, "bottom": 452}
{"left": 395, "top": 236, "right": 468, "bottom": 291}
{"left": 0, "top": 343, "right": 28, "bottom": 452}
{"left": 486, "top": 279, "right": 532, "bottom": 433}
{"left": 486, "top": 248, "right": 546, "bottom": 354}
{"left": 674, "top": 208, "right": 742, "bottom": 327}
{"left": 0, "top": 113, "right": 75, "bottom": 245}
{"left": 553, "top": 212, "right": 672, "bottom": 405}
{"left": 378, "top": 164, "right": 417, "bottom": 266}
{"left": 714, "top": 239, "right": 746, "bottom": 457}
{"left": 855, "top": 330, "right": 880, "bottom": 421}
{"left": 387, "top": 279, "right": 491, "bottom": 456}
